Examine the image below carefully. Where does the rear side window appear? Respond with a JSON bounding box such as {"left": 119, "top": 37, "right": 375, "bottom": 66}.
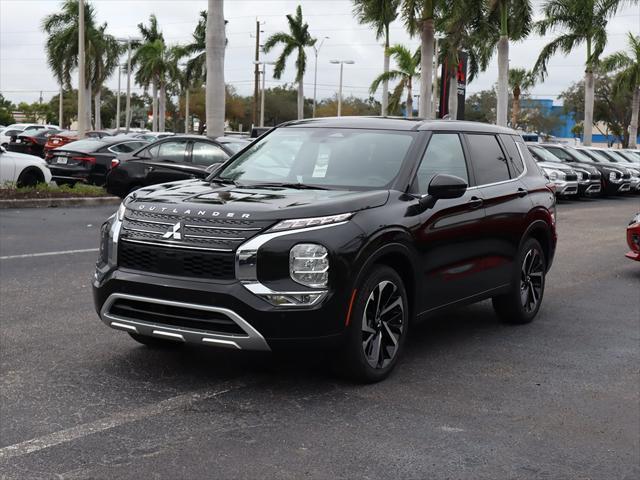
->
{"left": 191, "top": 142, "right": 228, "bottom": 166}
{"left": 500, "top": 135, "right": 525, "bottom": 177}
{"left": 154, "top": 140, "right": 188, "bottom": 162}
{"left": 415, "top": 133, "right": 468, "bottom": 193}
{"left": 466, "top": 134, "right": 510, "bottom": 185}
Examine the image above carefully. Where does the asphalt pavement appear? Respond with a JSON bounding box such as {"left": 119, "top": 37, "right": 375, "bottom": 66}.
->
{"left": 0, "top": 197, "right": 639, "bottom": 479}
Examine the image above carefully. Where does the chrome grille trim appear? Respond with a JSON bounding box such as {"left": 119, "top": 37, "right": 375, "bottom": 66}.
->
{"left": 121, "top": 238, "right": 234, "bottom": 252}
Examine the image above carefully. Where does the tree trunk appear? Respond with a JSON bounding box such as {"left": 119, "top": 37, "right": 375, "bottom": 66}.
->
{"left": 206, "top": 0, "right": 226, "bottom": 137}
{"left": 381, "top": 37, "right": 390, "bottom": 116}
{"left": 448, "top": 73, "right": 458, "bottom": 120}
{"left": 583, "top": 69, "right": 594, "bottom": 146}
{"left": 297, "top": 81, "right": 304, "bottom": 120}
{"left": 151, "top": 80, "right": 158, "bottom": 132}
{"left": 496, "top": 35, "right": 509, "bottom": 126}
{"left": 85, "top": 84, "right": 92, "bottom": 129}
{"left": 511, "top": 87, "right": 520, "bottom": 127}
{"left": 158, "top": 82, "right": 166, "bottom": 132}
{"left": 420, "top": 19, "right": 434, "bottom": 119}
{"left": 406, "top": 78, "right": 413, "bottom": 118}
{"left": 629, "top": 86, "right": 639, "bottom": 148}
{"left": 58, "top": 85, "right": 64, "bottom": 128}
{"left": 94, "top": 90, "right": 101, "bottom": 130}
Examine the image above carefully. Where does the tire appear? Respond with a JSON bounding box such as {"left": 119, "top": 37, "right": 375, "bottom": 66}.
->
{"left": 128, "top": 332, "right": 184, "bottom": 348}
{"left": 16, "top": 169, "right": 44, "bottom": 188}
{"left": 492, "top": 238, "right": 546, "bottom": 325}
{"left": 337, "top": 265, "right": 409, "bottom": 383}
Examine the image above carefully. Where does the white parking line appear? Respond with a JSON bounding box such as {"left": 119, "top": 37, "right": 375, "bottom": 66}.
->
{"left": 0, "top": 248, "right": 99, "bottom": 260}
{"left": 0, "top": 384, "right": 242, "bottom": 462}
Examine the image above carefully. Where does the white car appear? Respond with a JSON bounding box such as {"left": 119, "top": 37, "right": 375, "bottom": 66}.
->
{"left": 0, "top": 123, "right": 60, "bottom": 148}
{"left": 0, "top": 146, "right": 52, "bottom": 186}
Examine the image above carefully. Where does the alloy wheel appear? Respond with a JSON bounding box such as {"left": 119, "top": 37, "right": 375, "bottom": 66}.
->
{"left": 362, "top": 280, "right": 404, "bottom": 369}
{"left": 520, "top": 248, "right": 544, "bottom": 313}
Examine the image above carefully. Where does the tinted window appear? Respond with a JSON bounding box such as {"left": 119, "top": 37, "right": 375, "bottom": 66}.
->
{"left": 155, "top": 140, "right": 188, "bottom": 162}
{"left": 544, "top": 146, "right": 574, "bottom": 161}
{"left": 192, "top": 142, "right": 228, "bottom": 166}
{"left": 466, "top": 134, "right": 510, "bottom": 185}
{"left": 501, "top": 135, "right": 524, "bottom": 176}
{"left": 220, "top": 141, "right": 247, "bottom": 154}
{"left": 416, "top": 133, "right": 468, "bottom": 193}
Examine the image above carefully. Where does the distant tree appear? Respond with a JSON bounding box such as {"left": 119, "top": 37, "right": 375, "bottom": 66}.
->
{"left": 508, "top": 68, "right": 535, "bottom": 127}
{"left": 519, "top": 101, "right": 563, "bottom": 139}
{"left": 316, "top": 94, "right": 381, "bottom": 117}
{"left": 465, "top": 89, "right": 497, "bottom": 123}
{"left": 370, "top": 45, "right": 420, "bottom": 118}
{"left": 263, "top": 5, "right": 316, "bottom": 120}
{"left": 0, "top": 94, "right": 15, "bottom": 125}
{"left": 601, "top": 32, "right": 640, "bottom": 148}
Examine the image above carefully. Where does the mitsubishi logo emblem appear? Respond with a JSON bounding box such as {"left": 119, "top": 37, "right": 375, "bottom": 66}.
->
{"left": 162, "top": 222, "right": 182, "bottom": 240}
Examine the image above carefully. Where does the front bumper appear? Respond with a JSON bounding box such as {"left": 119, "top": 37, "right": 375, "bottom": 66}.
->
{"left": 554, "top": 180, "right": 579, "bottom": 197}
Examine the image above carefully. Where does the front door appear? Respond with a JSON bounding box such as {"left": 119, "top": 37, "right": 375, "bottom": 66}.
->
{"left": 144, "top": 139, "right": 192, "bottom": 186}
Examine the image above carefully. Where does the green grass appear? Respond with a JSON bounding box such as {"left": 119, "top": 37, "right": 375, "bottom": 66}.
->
{"left": 0, "top": 182, "right": 111, "bottom": 199}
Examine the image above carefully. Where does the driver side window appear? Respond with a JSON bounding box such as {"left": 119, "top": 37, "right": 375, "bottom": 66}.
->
{"left": 416, "top": 133, "right": 468, "bottom": 194}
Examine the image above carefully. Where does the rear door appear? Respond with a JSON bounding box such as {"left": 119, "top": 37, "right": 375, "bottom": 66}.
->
{"left": 143, "top": 139, "right": 193, "bottom": 185}
{"left": 464, "top": 133, "right": 531, "bottom": 290}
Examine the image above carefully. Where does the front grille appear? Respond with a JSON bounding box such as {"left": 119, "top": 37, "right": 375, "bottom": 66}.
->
{"left": 565, "top": 173, "right": 578, "bottom": 181}
{"left": 589, "top": 172, "right": 601, "bottom": 180}
{"left": 119, "top": 241, "right": 236, "bottom": 280}
{"left": 109, "top": 298, "right": 246, "bottom": 335}
{"left": 622, "top": 172, "right": 631, "bottom": 180}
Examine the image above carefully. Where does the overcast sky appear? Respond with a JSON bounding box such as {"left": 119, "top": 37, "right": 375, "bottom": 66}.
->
{"left": 1, "top": 0, "right": 638, "bottom": 107}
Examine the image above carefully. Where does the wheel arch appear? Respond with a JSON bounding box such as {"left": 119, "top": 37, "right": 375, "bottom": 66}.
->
{"left": 521, "top": 219, "right": 553, "bottom": 270}
{"left": 17, "top": 166, "right": 45, "bottom": 186}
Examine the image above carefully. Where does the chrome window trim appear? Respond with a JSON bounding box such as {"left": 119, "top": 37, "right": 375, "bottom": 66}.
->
{"left": 100, "top": 293, "right": 270, "bottom": 351}
{"left": 465, "top": 136, "right": 528, "bottom": 191}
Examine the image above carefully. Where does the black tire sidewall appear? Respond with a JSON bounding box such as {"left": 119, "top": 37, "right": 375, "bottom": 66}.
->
{"left": 511, "top": 238, "right": 546, "bottom": 322}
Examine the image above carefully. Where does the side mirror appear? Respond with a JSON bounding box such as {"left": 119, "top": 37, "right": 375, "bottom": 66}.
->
{"left": 418, "top": 174, "right": 467, "bottom": 211}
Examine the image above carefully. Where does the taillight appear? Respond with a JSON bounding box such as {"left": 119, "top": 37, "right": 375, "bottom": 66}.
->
{"left": 72, "top": 156, "right": 96, "bottom": 164}
{"left": 111, "top": 159, "right": 120, "bottom": 169}
{"left": 21, "top": 136, "right": 37, "bottom": 144}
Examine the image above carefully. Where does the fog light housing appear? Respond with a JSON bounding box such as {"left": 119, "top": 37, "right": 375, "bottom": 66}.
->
{"left": 261, "top": 293, "right": 325, "bottom": 307}
{"left": 289, "top": 243, "right": 329, "bottom": 288}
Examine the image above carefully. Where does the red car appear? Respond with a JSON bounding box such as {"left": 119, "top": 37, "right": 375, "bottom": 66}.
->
{"left": 44, "top": 130, "right": 112, "bottom": 156}
{"left": 626, "top": 213, "right": 640, "bottom": 261}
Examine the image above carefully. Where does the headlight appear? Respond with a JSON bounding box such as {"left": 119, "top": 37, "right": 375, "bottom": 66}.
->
{"left": 609, "top": 171, "right": 619, "bottom": 182}
{"left": 117, "top": 201, "right": 126, "bottom": 221}
{"left": 98, "top": 221, "right": 111, "bottom": 264}
{"left": 271, "top": 213, "right": 353, "bottom": 232}
{"left": 543, "top": 168, "right": 559, "bottom": 181}
{"left": 289, "top": 243, "right": 329, "bottom": 288}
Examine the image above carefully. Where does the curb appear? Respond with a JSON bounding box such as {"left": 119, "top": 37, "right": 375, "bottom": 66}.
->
{"left": 0, "top": 196, "right": 121, "bottom": 209}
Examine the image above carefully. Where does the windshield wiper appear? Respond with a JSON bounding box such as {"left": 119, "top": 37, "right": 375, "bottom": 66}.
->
{"left": 210, "top": 177, "right": 240, "bottom": 187}
{"left": 243, "top": 182, "right": 331, "bottom": 190}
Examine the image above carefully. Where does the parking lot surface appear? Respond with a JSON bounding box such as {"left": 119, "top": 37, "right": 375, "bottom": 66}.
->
{"left": 1, "top": 197, "right": 639, "bottom": 479}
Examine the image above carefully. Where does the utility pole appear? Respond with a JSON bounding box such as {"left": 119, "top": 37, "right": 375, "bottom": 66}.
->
{"left": 330, "top": 59, "right": 354, "bottom": 117}
{"left": 254, "top": 60, "right": 276, "bottom": 127}
{"left": 433, "top": 37, "right": 439, "bottom": 118}
{"left": 252, "top": 19, "right": 262, "bottom": 128}
{"left": 185, "top": 87, "right": 190, "bottom": 133}
{"left": 125, "top": 41, "right": 132, "bottom": 132}
{"left": 312, "top": 36, "right": 329, "bottom": 118}
{"left": 77, "top": 0, "right": 86, "bottom": 138}
{"left": 116, "top": 64, "right": 121, "bottom": 129}
{"left": 58, "top": 86, "right": 63, "bottom": 128}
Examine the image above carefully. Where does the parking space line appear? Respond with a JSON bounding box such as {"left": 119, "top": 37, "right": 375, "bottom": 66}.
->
{"left": 0, "top": 248, "right": 99, "bottom": 260}
{"left": 0, "top": 384, "right": 243, "bottom": 462}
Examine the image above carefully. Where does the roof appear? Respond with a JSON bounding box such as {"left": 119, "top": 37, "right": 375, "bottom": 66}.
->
{"left": 280, "top": 116, "right": 518, "bottom": 134}
{"left": 159, "top": 134, "right": 250, "bottom": 143}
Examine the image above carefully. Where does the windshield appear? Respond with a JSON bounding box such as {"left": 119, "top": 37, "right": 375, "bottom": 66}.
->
{"left": 215, "top": 128, "right": 416, "bottom": 189}
{"left": 530, "top": 146, "right": 563, "bottom": 163}
{"left": 566, "top": 147, "right": 596, "bottom": 163}
{"left": 582, "top": 149, "right": 612, "bottom": 163}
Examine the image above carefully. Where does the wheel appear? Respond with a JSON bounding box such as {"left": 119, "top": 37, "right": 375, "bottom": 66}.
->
{"left": 128, "top": 332, "right": 184, "bottom": 348}
{"left": 16, "top": 169, "right": 43, "bottom": 187}
{"left": 492, "top": 238, "right": 546, "bottom": 324}
{"left": 337, "top": 265, "right": 409, "bottom": 383}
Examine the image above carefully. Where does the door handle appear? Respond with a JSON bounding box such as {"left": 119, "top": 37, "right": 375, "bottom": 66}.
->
{"left": 517, "top": 187, "right": 528, "bottom": 198}
{"left": 467, "top": 196, "right": 483, "bottom": 209}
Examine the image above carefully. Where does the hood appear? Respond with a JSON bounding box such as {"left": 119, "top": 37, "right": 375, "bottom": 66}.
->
{"left": 1, "top": 150, "right": 47, "bottom": 166}
{"left": 537, "top": 161, "right": 575, "bottom": 173}
{"left": 126, "top": 179, "right": 390, "bottom": 221}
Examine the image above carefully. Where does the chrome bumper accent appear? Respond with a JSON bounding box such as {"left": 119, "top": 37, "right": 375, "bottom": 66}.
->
{"left": 585, "top": 183, "right": 601, "bottom": 194}
{"left": 618, "top": 183, "right": 631, "bottom": 192}
{"left": 100, "top": 293, "right": 271, "bottom": 351}
{"left": 556, "top": 181, "right": 579, "bottom": 196}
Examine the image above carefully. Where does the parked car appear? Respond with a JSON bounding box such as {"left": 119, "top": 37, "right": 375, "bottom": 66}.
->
{"left": 0, "top": 145, "right": 52, "bottom": 187}
{"left": 94, "top": 118, "right": 557, "bottom": 382}
{"left": 6, "top": 128, "right": 61, "bottom": 158}
{"left": 0, "top": 128, "right": 24, "bottom": 148}
{"left": 44, "top": 130, "right": 113, "bottom": 155}
{"left": 526, "top": 145, "right": 579, "bottom": 198}
{"left": 576, "top": 147, "right": 640, "bottom": 193}
{"left": 626, "top": 213, "right": 640, "bottom": 261}
{"left": 46, "top": 136, "right": 149, "bottom": 186}
{"left": 105, "top": 135, "right": 249, "bottom": 198}
{"left": 134, "top": 132, "right": 176, "bottom": 142}
{"left": 528, "top": 144, "right": 601, "bottom": 197}
{"left": 539, "top": 144, "right": 630, "bottom": 195}
{"left": 618, "top": 150, "right": 640, "bottom": 165}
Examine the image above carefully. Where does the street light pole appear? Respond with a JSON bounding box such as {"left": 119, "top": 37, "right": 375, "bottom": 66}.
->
{"left": 330, "top": 59, "right": 354, "bottom": 117}
{"left": 185, "top": 87, "right": 190, "bottom": 133}
{"left": 77, "top": 0, "right": 86, "bottom": 138}
{"left": 116, "top": 64, "right": 121, "bottom": 130}
{"left": 125, "top": 41, "right": 132, "bottom": 132}
{"left": 312, "top": 36, "right": 329, "bottom": 118}
{"left": 254, "top": 60, "right": 276, "bottom": 127}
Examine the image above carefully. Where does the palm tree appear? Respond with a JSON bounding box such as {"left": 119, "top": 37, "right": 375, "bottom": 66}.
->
{"left": 133, "top": 15, "right": 164, "bottom": 131}
{"left": 370, "top": 45, "right": 420, "bottom": 117}
{"left": 533, "top": 0, "right": 636, "bottom": 146}
{"left": 42, "top": 0, "right": 98, "bottom": 127}
{"left": 485, "top": 0, "right": 533, "bottom": 126}
{"left": 206, "top": 0, "right": 226, "bottom": 137}
{"left": 263, "top": 5, "right": 317, "bottom": 120}
{"left": 352, "top": 0, "right": 401, "bottom": 116}
{"left": 601, "top": 32, "right": 640, "bottom": 148}
{"left": 508, "top": 68, "right": 535, "bottom": 127}
{"left": 183, "top": 11, "right": 208, "bottom": 86}
{"left": 89, "top": 26, "right": 123, "bottom": 129}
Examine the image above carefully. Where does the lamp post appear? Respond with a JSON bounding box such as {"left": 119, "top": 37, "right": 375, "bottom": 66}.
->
{"left": 312, "top": 36, "right": 329, "bottom": 118}
{"left": 254, "top": 60, "right": 276, "bottom": 127}
{"left": 329, "top": 59, "right": 354, "bottom": 117}
{"left": 116, "top": 37, "right": 142, "bottom": 133}
{"left": 77, "top": 0, "right": 86, "bottom": 138}
{"left": 115, "top": 63, "right": 123, "bottom": 130}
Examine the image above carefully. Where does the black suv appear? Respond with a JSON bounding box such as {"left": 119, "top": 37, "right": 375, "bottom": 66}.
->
{"left": 94, "top": 118, "right": 557, "bottom": 382}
